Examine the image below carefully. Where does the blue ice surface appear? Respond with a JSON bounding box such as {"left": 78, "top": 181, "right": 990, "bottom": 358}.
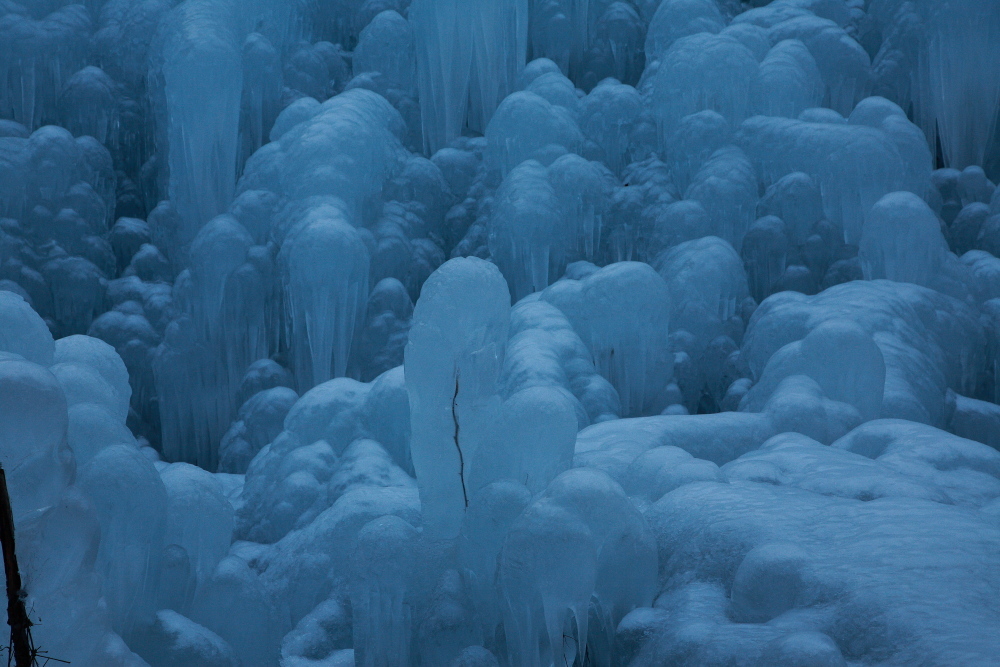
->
{"left": 1, "top": 0, "right": 1000, "bottom": 664}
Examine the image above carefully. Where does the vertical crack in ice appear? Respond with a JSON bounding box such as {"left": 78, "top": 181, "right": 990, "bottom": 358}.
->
{"left": 452, "top": 371, "right": 468, "bottom": 508}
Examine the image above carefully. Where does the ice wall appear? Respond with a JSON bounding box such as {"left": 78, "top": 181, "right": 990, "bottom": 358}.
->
{"left": 2, "top": 0, "right": 1000, "bottom": 664}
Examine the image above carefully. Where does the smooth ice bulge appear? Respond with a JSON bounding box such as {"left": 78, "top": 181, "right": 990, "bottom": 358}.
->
{"left": 1, "top": 0, "right": 1000, "bottom": 665}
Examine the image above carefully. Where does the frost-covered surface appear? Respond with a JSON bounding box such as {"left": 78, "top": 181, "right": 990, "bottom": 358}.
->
{"left": 1, "top": 0, "right": 1000, "bottom": 665}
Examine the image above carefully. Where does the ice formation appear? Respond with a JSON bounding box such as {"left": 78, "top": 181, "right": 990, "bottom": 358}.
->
{"left": 2, "top": 0, "right": 1000, "bottom": 665}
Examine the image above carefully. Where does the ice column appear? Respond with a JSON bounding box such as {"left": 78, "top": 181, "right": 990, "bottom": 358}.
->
{"left": 528, "top": 0, "right": 591, "bottom": 79}
{"left": 468, "top": 0, "right": 529, "bottom": 133}
{"left": 488, "top": 160, "right": 564, "bottom": 301}
{"left": 924, "top": 0, "right": 1000, "bottom": 169}
{"left": 239, "top": 32, "right": 282, "bottom": 172}
{"left": 280, "top": 204, "right": 370, "bottom": 392}
{"left": 498, "top": 469, "right": 656, "bottom": 666}
{"left": 410, "top": 0, "right": 476, "bottom": 153}
{"left": 404, "top": 257, "right": 510, "bottom": 539}
{"left": 77, "top": 444, "right": 167, "bottom": 639}
{"left": 457, "top": 481, "right": 532, "bottom": 641}
{"left": 871, "top": 0, "right": 1000, "bottom": 170}
{"left": 859, "top": 191, "right": 948, "bottom": 287}
{"left": 351, "top": 516, "right": 420, "bottom": 667}
{"left": 156, "top": 0, "right": 243, "bottom": 243}
{"left": 411, "top": 0, "right": 528, "bottom": 153}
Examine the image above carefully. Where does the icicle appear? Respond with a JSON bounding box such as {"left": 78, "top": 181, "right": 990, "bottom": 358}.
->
{"left": 351, "top": 515, "right": 419, "bottom": 666}
{"left": 156, "top": 0, "right": 244, "bottom": 244}
{"left": 411, "top": 0, "right": 528, "bottom": 153}
{"left": 280, "top": 204, "right": 370, "bottom": 391}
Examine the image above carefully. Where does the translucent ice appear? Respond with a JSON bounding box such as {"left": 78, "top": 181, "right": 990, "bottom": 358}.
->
{"left": 353, "top": 10, "right": 416, "bottom": 96}
{"left": 756, "top": 39, "right": 824, "bottom": 119}
{"left": 280, "top": 204, "right": 370, "bottom": 390}
{"left": 132, "top": 609, "right": 238, "bottom": 667}
{"left": 501, "top": 298, "right": 620, "bottom": 425}
{"left": 0, "top": 357, "right": 72, "bottom": 516}
{"left": 190, "top": 555, "right": 281, "bottom": 667}
{"left": 350, "top": 515, "right": 419, "bottom": 666}
{"left": 684, "top": 145, "right": 758, "bottom": 248}
{"left": 489, "top": 155, "right": 614, "bottom": 299}
{"left": 541, "top": 261, "right": 673, "bottom": 416}
{"left": 859, "top": 191, "right": 949, "bottom": 287}
{"left": 0, "top": 290, "right": 54, "bottom": 365}
{"left": 57, "top": 66, "right": 118, "bottom": 145}
{"left": 0, "top": 5, "right": 91, "bottom": 130}
{"left": 2, "top": 1, "right": 1000, "bottom": 664}
{"left": 484, "top": 91, "right": 583, "bottom": 177}
{"left": 869, "top": 0, "right": 1000, "bottom": 170}
{"left": 644, "top": 0, "right": 724, "bottom": 63}
{"left": 579, "top": 79, "right": 642, "bottom": 175}
{"left": 159, "top": 463, "right": 235, "bottom": 608}
{"left": 498, "top": 468, "right": 656, "bottom": 665}
{"left": 654, "top": 236, "right": 749, "bottom": 346}
{"left": 470, "top": 385, "right": 577, "bottom": 494}
{"left": 405, "top": 257, "right": 510, "bottom": 538}
{"left": 411, "top": 0, "right": 528, "bottom": 152}
{"left": 77, "top": 444, "right": 167, "bottom": 638}
{"left": 154, "top": 0, "right": 243, "bottom": 241}
{"left": 652, "top": 33, "right": 759, "bottom": 140}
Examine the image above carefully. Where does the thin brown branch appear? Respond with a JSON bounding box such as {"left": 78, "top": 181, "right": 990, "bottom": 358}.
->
{"left": 0, "top": 467, "right": 35, "bottom": 667}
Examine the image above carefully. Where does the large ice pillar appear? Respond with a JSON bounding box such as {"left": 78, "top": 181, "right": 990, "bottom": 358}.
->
{"left": 468, "top": 0, "right": 529, "bottom": 133}
{"left": 404, "top": 257, "right": 510, "bottom": 539}
{"left": 488, "top": 160, "right": 564, "bottom": 300}
{"left": 498, "top": 500, "right": 596, "bottom": 667}
{"left": 77, "top": 444, "right": 168, "bottom": 639}
{"left": 0, "top": 356, "right": 72, "bottom": 518}
{"left": 410, "top": 0, "right": 475, "bottom": 154}
{"left": 457, "top": 481, "right": 532, "bottom": 641}
{"left": 239, "top": 32, "right": 282, "bottom": 172}
{"left": 153, "top": 214, "right": 257, "bottom": 468}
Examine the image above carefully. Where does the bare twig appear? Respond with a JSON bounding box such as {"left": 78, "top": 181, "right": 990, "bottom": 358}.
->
{"left": 0, "top": 469, "right": 68, "bottom": 666}
{"left": 0, "top": 466, "right": 34, "bottom": 667}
